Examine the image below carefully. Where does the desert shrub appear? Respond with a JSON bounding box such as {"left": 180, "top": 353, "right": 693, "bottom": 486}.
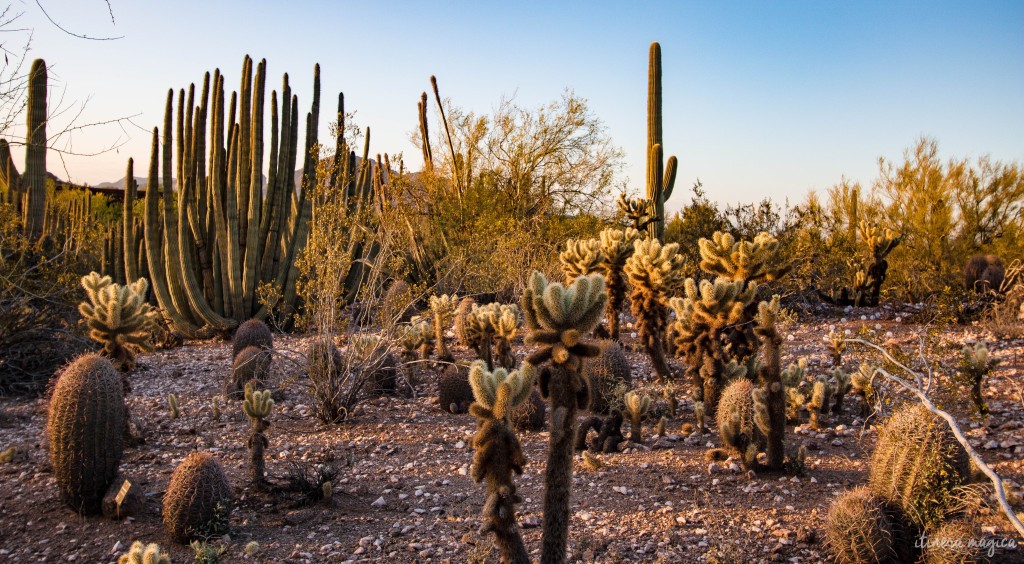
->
{"left": 0, "top": 204, "right": 91, "bottom": 394}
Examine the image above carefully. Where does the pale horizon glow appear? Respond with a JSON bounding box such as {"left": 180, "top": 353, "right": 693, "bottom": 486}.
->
{"left": 5, "top": 1, "right": 1023, "bottom": 215}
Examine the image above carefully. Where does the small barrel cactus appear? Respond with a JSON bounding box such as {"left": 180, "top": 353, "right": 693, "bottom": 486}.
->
{"left": 826, "top": 487, "right": 900, "bottom": 564}
{"left": 439, "top": 363, "right": 474, "bottom": 414}
{"left": 231, "top": 319, "right": 273, "bottom": 360}
{"left": 47, "top": 354, "right": 125, "bottom": 515}
{"left": 921, "top": 520, "right": 982, "bottom": 564}
{"left": 226, "top": 345, "right": 271, "bottom": 399}
{"left": 582, "top": 340, "right": 632, "bottom": 415}
{"left": 163, "top": 452, "right": 233, "bottom": 543}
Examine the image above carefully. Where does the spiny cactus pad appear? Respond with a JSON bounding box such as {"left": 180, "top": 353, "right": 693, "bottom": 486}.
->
{"left": 162, "top": 452, "right": 232, "bottom": 543}
{"left": 869, "top": 404, "right": 971, "bottom": 531}
{"left": 47, "top": 354, "right": 126, "bottom": 515}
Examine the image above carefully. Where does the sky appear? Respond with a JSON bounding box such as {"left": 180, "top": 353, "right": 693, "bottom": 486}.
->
{"left": 4, "top": 0, "right": 1023, "bottom": 214}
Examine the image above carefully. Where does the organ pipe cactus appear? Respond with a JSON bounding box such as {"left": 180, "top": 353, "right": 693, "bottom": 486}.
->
{"left": 133, "top": 56, "right": 376, "bottom": 336}
{"left": 242, "top": 382, "right": 274, "bottom": 489}
{"left": 468, "top": 360, "right": 536, "bottom": 564}
{"left": 623, "top": 238, "right": 687, "bottom": 382}
{"left": 521, "top": 271, "right": 606, "bottom": 564}
{"left": 78, "top": 272, "right": 160, "bottom": 372}
{"left": 644, "top": 43, "right": 677, "bottom": 241}
{"left": 958, "top": 342, "right": 998, "bottom": 416}
{"left": 428, "top": 294, "right": 457, "bottom": 362}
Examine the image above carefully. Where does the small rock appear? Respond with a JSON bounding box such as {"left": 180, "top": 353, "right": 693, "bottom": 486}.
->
{"left": 371, "top": 496, "right": 386, "bottom": 507}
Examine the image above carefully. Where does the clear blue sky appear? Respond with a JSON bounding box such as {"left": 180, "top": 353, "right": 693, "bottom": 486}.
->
{"left": 7, "top": 0, "right": 1024, "bottom": 214}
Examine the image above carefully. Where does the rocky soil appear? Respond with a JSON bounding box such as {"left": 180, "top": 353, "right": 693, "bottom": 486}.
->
{"left": 1, "top": 303, "right": 1023, "bottom": 563}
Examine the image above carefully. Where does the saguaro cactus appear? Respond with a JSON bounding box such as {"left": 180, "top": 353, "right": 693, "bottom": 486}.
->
{"left": 521, "top": 271, "right": 606, "bottom": 564}
{"left": 23, "top": 59, "right": 47, "bottom": 241}
{"left": 644, "top": 43, "right": 677, "bottom": 241}
{"left": 467, "top": 360, "right": 536, "bottom": 564}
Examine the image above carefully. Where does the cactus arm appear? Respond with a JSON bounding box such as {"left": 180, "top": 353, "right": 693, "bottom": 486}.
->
{"left": 23, "top": 59, "right": 47, "bottom": 240}
{"left": 123, "top": 158, "right": 138, "bottom": 283}
{"left": 242, "top": 59, "right": 266, "bottom": 317}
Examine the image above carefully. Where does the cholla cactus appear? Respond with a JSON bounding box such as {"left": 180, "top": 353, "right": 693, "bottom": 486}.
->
{"left": 698, "top": 231, "right": 786, "bottom": 286}
{"left": 79, "top": 272, "right": 160, "bottom": 371}
{"left": 624, "top": 239, "right": 687, "bottom": 382}
{"left": 959, "top": 342, "right": 999, "bottom": 415}
{"left": 167, "top": 393, "right": 180, "bottom": 419}
{"left": 117, "top": 541, "right": 171, "bottom": 564}
{"left": 623, "top": 391, "right": 651, "bottom": 443}
{"left": 520, "top": 271, "right": 606, "bottom": 564}
{"left": 670, "top": 277, "right": 757, "bottom": 415}
{"left": 825, "top": 328, "right": 846, "bottom": 368}
{"left": 831, "top": 368, "right": 851, "bottom": 414}
{"left": 243, "top": 383, "right": 274, "bottom": 489}
{"left": 598, "top": 227, "right": 640, "bottom": 340}
{"left": 851, "top": 363, "right": 878, "bottom": 416}
{"left": 466, "top": 303, "right": 520, "bottom": 369}
{"left": 617, "top": 193, "right": 656, "bottom": 233}
{"left": 751, "top": 295, "right": 786, "bottom": 471}
{"left": 807, "top": 378, "right": 830, "bottom": 429}
{"left": 492, "top": 304, "right": 521, "bottom": 369}
{"left": 467, "top": 360, "right": 536, "bottom": 564}
{"left": 847, "top": 222, "right": 902, "bottom": 307}
{"left": 559, "top": 238, "right": 603, "bottom": 283}
{"left": 782, "top": 359, "right": 808, "bottom": 423}
{"left": 350, "top": 333, "right": 383, "bottom": 361}
{"left": 428, "top": 294, "right": 458, "bottom": 361}
{"left": 398, "top": 319, "right": 433, "bottom": 360}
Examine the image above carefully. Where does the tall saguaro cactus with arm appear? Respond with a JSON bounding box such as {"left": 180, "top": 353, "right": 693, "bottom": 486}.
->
{"left": 645, "top": 43, "right": 677, "bottom": 241}
{"left": 521, "top": 272, "right": 607, "bottom": 564}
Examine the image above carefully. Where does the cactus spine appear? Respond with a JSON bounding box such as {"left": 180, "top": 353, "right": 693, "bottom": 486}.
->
{"left": 521, "top": 271, "right": 607, "bottom": 564}
{"left": 23, "top": 59, "right": 47, "bottom": 241}
{"left": 46, "top": 354, "right": 125, "bottom": 515}
{"left": 645, "top": 43, "right": 676, "bottom": 241}
{"left": 243, "top": 382, "right": 274, "bottom": 489}
{"left": 468, "top": 361, "right": 535, "bottom": 564}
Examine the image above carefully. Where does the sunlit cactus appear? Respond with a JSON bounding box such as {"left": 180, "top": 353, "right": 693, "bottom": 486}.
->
{"left": 597, "top": 227, "right": 640, "bottom": 340}
{"left": 751, "top": 295, "right": 786, "bottom": 470}
{"left": 559, "top": 238, "right": 603, "bottom": 283}
{"left": 807, "top": 378, "right": 830, "bottom": 429}
{"left": 846, "top": 222, "right": 902, "bottom": 307}
{"left": 398, "top": 318, "right": 433, "bottom": 360}
{"left": 520, "top": 271, "right": 606, "bottom": 564}
{"left": 242, "top": 382, "right": 274, "bottom": 489}
{"left": 623, "top": 391, "right": 651, "bottom": 443}
{"left": 117, "top": 541, "right": 171, "bottom": 564}
{"left": 467, "top": 360, "right": 536, "bottom": 564}
{"left": 698, "top": 231, "right": 787, "bottom": 286}
{"left": 79, "top": 272, "right": 160, "bottom": 371}
{"left": 670, "top": 277, "right": 756, "bottom": 415}
{"left": 617, "top": 193, "right": 656, "bottom": 233}
{"left": 428, "top": 293, "right": 458, "bottom": 361}
{"left": 467, "top": 302, "right": 520, "bottom": 369}
{"left": 825, "top": 328, "right": 846, "bottom": 368}
{"left": 851, "top": 363, "right": 878, "bottom": 416}
{"left": 958, "top": 342, "right": 999, "bottom": 415}
{"left": 624, "top": 238, "right": 687, "bottom": 382}
{"left": 831, "top": 368, "right": 852, "bottom": 414}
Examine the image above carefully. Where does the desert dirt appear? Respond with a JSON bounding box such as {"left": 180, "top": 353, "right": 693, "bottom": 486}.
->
{"left": 1, "top": 303, "right": 1023, "bottom": 563}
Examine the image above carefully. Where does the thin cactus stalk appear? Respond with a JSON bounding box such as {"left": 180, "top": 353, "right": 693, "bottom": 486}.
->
{"left": 521, "top": 271, "right": 606, "bottom": 564}
{"left": 23, "top": 59, "right": 47, "bottom": 241}
{"left": 753, "top": 296, "right": 786, "bottom": 470}
{"left": 242, "top": 382, "right": 273, "bottom": 489}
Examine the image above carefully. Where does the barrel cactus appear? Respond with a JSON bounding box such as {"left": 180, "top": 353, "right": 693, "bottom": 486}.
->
{"left": 163, "top": 452, "right": 232, "bottom": 543}
{"left": 232, "top": 319, "right": 273, "bottom": 360}
{"left": 47, "top": 354, "right": 126, "bottom": 514}
{"left": 439, "top": 363, "right": 473, "bottom": 414}
{"left": 826, "top": 487, "right": 900, "bottom": 564}
{"left": 869, "top": 404, "right": 971, "bottom": 531}
{"left": 226, "top": 345, "right": 271, "bottom": 399}
{"left": 582, "top": 340, "right": 632, "bottom": 415}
